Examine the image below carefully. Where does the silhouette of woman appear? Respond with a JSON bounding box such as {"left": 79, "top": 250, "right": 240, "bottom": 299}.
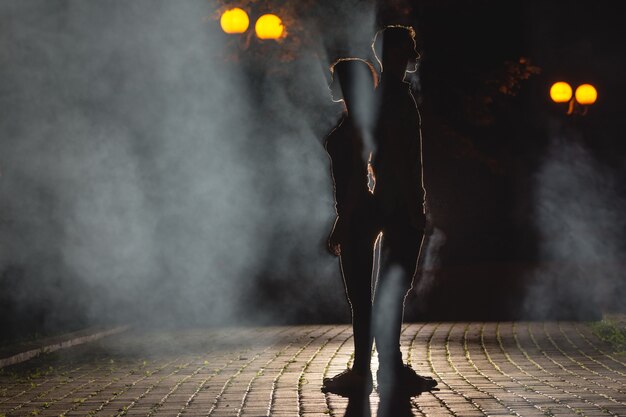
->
{"left": 322, "top": 58, "right": 379, "bottom": 396}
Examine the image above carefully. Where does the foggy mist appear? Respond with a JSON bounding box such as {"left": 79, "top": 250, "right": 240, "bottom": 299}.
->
{"left": 3, "top": 1, "right": 623, "bottom": 338}
{"left": 0, "top": 0, "right": 378, "bottom": 334}
{"left": 523, "top": 132, "right": 626, "bottom": 319}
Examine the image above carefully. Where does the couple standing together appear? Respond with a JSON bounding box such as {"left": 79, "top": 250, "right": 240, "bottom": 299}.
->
{"left": 322, "top": 26, "right": 437, "bottom": 397}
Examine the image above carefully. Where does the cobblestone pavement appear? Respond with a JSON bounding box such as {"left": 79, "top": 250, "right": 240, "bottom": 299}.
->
{"left": 1, "top": 323, "right": 625, "bottom": 416}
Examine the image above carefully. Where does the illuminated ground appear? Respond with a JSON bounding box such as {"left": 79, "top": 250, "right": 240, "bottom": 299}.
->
{"left": 1, "top": 323, "right": 625, "bottom": 416}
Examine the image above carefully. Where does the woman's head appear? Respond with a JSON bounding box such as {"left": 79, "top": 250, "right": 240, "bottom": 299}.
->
{"left": 329, "top": 58, "right": 378, "bottom": 106}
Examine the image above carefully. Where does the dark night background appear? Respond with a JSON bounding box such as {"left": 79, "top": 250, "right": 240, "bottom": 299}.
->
{"left": 1, "top": 0, "right": 625, "bottom": 344}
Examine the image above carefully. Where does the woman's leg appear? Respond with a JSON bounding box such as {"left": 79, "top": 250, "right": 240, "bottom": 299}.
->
{"left": 339, "top": 226, "right": 378, "bottom": 373}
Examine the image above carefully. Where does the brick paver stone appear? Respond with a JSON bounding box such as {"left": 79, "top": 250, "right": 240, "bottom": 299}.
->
{"left": 1, "top": 323, "right": 624, "bottom": 416}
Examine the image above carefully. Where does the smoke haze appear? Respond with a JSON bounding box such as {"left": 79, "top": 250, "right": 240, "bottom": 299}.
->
{"left": 523, "top": 132, "right": 626, "bottom": 319}
{"left": 3, "top": 1, "right": 622, "bottom": 336}
{"left": 0, "top": 0, "right": 378, "bottom": 335}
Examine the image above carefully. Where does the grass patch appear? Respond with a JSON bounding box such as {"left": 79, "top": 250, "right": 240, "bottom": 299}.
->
{"left": 591, "top": 314, "right": 626, "bottom": 354}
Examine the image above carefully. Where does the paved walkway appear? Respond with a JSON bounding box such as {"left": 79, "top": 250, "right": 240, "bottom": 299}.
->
{"left": 1, "top": 323, "right": 625, "bottom": 416}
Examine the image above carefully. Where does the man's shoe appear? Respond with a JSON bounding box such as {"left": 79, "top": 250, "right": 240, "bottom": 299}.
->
{"left": 377, "top": 364, "right": 437, "bottom": 396}
{"left": 321, "top": 368, "right": 373, "bottom": 396}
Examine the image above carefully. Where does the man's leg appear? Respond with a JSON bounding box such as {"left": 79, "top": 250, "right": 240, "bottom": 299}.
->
{"left": 373, "top": 223, "right": 437, "bottom": 396}
{"left": 372, "top": 225, "right": 422, "bottom": 371}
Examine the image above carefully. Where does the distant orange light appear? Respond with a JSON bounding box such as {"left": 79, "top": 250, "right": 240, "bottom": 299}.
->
{"left": 220, "top": 8, "right": 249, "bottom": 34}
{"left": 255, "top": 14, "right": 284, "bottom": 40}
{"left": 550, "top": 82, "right": 572, "bottom": 103}
{"left": 575, "top": 84, "right": 597, "bottom": 105}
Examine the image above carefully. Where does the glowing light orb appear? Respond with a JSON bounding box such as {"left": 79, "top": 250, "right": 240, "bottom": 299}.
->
{"left": 255, "top": 14, "right": 284, "bottom": 40}
{"left": 549, "top": 82, "right": 573, "bottom": 103}
{"left": 220, "top": 8, "right": 249, "bottom": 34}
{"left": 575, "top": 84, "right": 597, "bottom": 105}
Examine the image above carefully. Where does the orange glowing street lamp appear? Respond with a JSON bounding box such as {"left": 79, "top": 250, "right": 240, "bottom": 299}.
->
{"left": 218, "top": 8, "right": 285, "bottom": 41}
{"left": 220, "top": 8, "right": 249, "bottom": 34}
{"left": 575, "top": 84, "right": 597, "bottom": 105}
{"left": 255, "top": 14, "right": 285, "bottom": 40}
{"left": 549, "top": 82, "right": 572, "bottom": 103}
{"left": 550, "top": 81, "right": 597, "bottom": 115}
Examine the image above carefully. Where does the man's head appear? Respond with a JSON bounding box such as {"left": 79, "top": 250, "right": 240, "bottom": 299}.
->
{"left": 373, "top": 26, "right": 419, "bottom": 80}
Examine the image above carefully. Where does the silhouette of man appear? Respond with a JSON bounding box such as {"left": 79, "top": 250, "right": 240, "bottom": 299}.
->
{"left": 322, "top": 58, "right": 379, "bottom": 396}
{"left": 370, "top": 25, "right": 436, "bottom": 395}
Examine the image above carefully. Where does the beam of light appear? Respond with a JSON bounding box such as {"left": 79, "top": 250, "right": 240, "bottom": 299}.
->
{"left": 575, "top": 84, "right": 597, "bottom": 105}
{"left": 255, "top": 14, "right": 284, "bottom": 40}
{"left": 549, "top": 81, "right": 572, "bottom": 103}
{"left": 220, "top": 8, "right": 250, "bottom": 34}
